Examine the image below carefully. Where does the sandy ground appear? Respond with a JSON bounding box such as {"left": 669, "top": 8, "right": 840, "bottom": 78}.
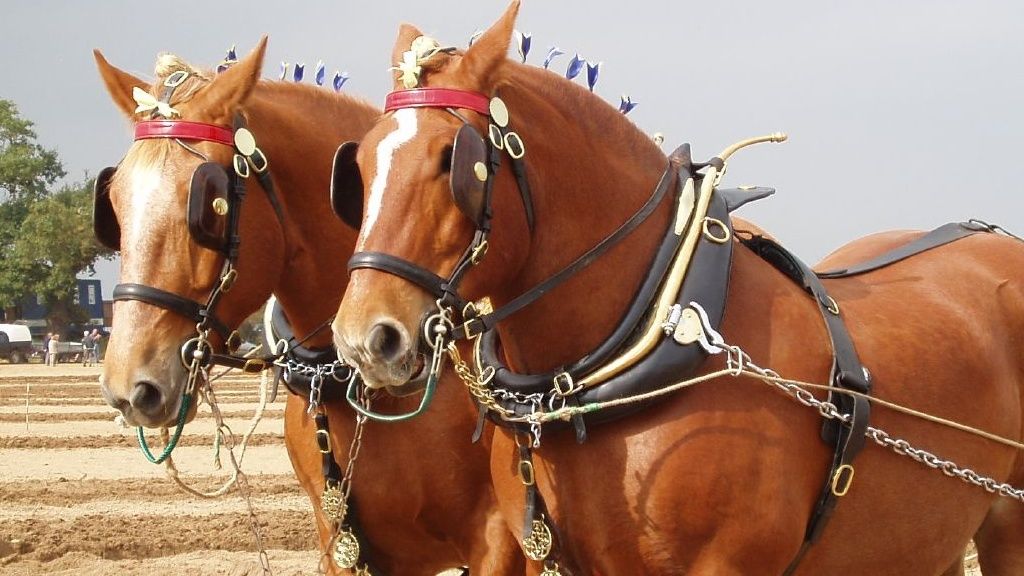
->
{"left": 0, "top": 363, "right": 323, "bottom": 575}
{"left": 0, "top": 362, "right": 986, "bottom": 575}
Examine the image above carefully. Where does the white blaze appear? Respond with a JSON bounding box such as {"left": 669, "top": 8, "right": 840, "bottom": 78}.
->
{"left": 358, "top": 108, "right": 418, "bottom": 249}
{"left": 126, "top": 164, "right": 164, "bottom": 242}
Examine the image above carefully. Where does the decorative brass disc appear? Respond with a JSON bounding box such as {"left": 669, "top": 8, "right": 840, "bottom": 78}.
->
{"left": 521, "top": 519, "right": 553, "bottom": 561}
{"left": 233, "top": 128, "right": 257, "bottom": 156}
{"left": 489, "top": 97, "right": 510, "bottom": 127}
{"left": 473, "top": 161, "right": 488, "bottom": 182}
{"left": 331, "top": 529, "right": 361, "bottom": 569}
{"left": 321, "top": 485, "right": 344, "bottom": 521}
{"left": 211, "top": 197, "right": 229, "bottom": 216}
{"left": 540, "top": 567, "right": 564, "bottom": 576}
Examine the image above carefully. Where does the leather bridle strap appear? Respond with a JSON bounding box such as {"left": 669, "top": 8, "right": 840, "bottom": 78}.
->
{"left": 457, "top": 159, "right": 676, "bottom": 339}
{"left": 113, "top": 283, "right": 231, "bottom": 339}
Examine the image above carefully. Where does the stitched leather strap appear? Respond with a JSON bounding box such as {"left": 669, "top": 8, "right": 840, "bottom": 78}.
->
{"left": 112, "top": 283, "right": 230, "bottom": 339}
{"left": 134, "top": 120, "right": 234, "bottom": 146}
{"left": 384, "top": 88, "right": 490, "bottom": 115}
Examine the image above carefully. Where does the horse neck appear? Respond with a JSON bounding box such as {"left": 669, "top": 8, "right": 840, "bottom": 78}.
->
{"left": 244, "top": 84, "right": 377, "bottom": 343}
{"left": 486, "top": 74, "right": 673, "bottom": 373}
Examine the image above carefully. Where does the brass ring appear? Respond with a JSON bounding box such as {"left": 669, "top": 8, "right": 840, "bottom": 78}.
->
{"left": 701, "top": 217, "right": 731, "bottom": 244}
{"left": 830, "top": 464, "right": 855, "bottom": 497}
{"left": 488, "top": 124, "right": 504, "bottom": 149}
{"left": 233, "top": 154, "right": 250, "bottom": 178}
{"left": 504, "top": 131, "right": 525, "bottom": 159}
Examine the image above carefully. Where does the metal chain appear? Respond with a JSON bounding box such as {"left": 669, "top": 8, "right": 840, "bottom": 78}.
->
{"left": 723, "top": 345, "right": 1024, "bottom": 504}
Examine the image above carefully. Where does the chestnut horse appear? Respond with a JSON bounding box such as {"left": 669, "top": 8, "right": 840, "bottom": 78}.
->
{"left": 94, "top": 40, "right": 522, "bottom": 575}
{"left": 332, "top": 3, "right": 1024, "bottom": 574}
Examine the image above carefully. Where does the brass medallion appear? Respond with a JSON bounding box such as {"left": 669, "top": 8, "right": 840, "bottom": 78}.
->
{"left": 211, "top": 197, "right": 229, "bottom": 216}
{"left": 540, "top": 566, "right": 564, "bottom": 576}
{"left": 331, "top": 529, "right": 361, "bottom": 569}
{"left": 233, "top": 128, "right": 258, "bottom": 156}
{"left": 489, "top": 97, "right": 510, "bottom": 127}
{"left": 521, "top": 519, "right": 553, "bottom": 561}
{"left": 320, "top": 484, "right": 344, "bottom": 521}
{"left": 473, "top": 161, "right": 488, "bottom": 182}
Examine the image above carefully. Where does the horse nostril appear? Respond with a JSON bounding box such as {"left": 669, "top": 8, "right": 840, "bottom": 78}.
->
{"left": 367, "top": 322, "right": 406, "bottom": 363}
{"left": 100, "top": 384, "right": 130, "bottom": 415}
{"left": 129, "top": 381, "right": 164, "bottom": 417}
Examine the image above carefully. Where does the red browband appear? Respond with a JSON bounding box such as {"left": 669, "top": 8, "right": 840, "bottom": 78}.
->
{"left": 384, "top": 88, "right": 490, "bottom": 115}
{"left": 134, "top": 120, "right": 235, "bottom": 146}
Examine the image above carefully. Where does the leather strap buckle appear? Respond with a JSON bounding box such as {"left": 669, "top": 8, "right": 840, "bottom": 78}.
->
{"left": 552, "top": 372, "right": 580, "bottom": 397}
{"left": 830, "top": 464, "right": 855, "bottom": 497}
{"left": 315, "top": 428, "right": 332, "bottom": 454}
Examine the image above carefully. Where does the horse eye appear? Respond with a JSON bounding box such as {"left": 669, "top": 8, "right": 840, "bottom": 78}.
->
{"left": 439, "top": 145, "right": 453, "bottom": 173}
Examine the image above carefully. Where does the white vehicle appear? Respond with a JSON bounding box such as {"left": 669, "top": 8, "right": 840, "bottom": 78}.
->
{"left": 0, "top": 324, "right": 34, "bottom": 363}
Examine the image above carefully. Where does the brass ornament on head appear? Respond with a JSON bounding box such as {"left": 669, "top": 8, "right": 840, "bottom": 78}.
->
{"left": 211, "top": 197, "right": 229, "bottom": 216}
{"left": 541, "top": 561, "right": 564, "bottom": 576}
{"left": 233, "top": 154, "right": 250, "bottom": 178}
{"left": 233, "top": 128, "right": 257, "bottom": 156}
{"left": 320, "top": 484, "right": 345, "bottom": 521}
{"left": 522, "top": 519, "right": 553, "bottom": 561}
{"left": 331, "top": 529, "right": 361, "bottom": 569}
{"left": 473, "top": 161, "right": 488, "bottom": 182}
{"left": 489, "top": 97, "right": 510, "bottom": 128}
{"left": 504, "top": 131, "right": 526, "bottom": 159}
{"left": 488, "top": 124, "right": 504, "bottom": 149}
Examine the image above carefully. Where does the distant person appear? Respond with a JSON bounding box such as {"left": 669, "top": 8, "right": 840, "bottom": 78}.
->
{"left": 83, "top": 329, "right": 100, "bottom": 367}
{"left": 43, "top": 332, "right": 53, "bottom": 365}
{"left": 47, "top": 334, "right": 59, "bottom": 366}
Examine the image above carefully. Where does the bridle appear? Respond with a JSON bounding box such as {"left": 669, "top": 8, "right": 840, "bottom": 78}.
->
{"left": 94, "top": 70, "right": 288, "bottom": 373}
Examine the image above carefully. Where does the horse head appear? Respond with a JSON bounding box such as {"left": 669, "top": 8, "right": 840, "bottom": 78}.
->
{"left": 332, "top": 0, "right": 669, "bottom": 391}
{"left": 94, "top": 39, "right": 288, "bottom": 427}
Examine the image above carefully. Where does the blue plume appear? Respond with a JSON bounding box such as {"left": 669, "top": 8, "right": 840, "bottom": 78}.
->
{"left": 293, "top": 63, "right": 305, "bottom": 83}
{"left": 217, "top": 44, "right": 237, "bottom": 74}
{"left": 586, "top": 61, "right": 601, "bottom": 92}
{"left": 278, "top": 62, "right": 289, "bottom": 81}
{"left": 314, "top": 60, "right": 326, "bottom": 86}
{"left": 514, "top": 30, "right": 532, "bottom": 63}
{"left": 333, "top": 71, "right": 349, "bottom": 92}
{"left": 565, "top": 53, "right": 584, "bottom": 80}
{"left": 542, "top": 47, "right": 565, "bottom": 70}
{"left": 618, "top": 95, "right": 638, "bottom": 114}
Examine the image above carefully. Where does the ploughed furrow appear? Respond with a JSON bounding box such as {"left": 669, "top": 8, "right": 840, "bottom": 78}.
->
{"left": 0, "top": 510, "right": 318, "bottom": 562}
{"left": 0, "top": 432, "right": 284, "bottom": 450}
{"left": 0, "top": 409, "right": 285, "bottom": 423}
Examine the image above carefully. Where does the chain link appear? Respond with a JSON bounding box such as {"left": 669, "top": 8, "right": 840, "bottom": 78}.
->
{"left": 725, "top": 345, "right": 1024, "bottom": 504}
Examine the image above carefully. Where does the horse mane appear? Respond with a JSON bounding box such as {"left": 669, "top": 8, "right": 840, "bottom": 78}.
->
{"left": 415, "top": 44, "right": 662, "bottom": 163}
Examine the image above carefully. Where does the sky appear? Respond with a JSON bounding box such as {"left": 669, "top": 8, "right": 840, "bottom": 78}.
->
{"left": 2, "top": 1, "right": 1022, "bottom": 299}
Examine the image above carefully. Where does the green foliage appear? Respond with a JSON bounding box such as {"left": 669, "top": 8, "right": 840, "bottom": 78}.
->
{"left": 0, "top": 98, "right": 112, "bottom": 324}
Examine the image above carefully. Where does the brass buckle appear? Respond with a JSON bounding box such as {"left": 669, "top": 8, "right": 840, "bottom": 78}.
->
{"left": 552, "top": 372, "right": 579, "bottom": 396}
{"left": 519, "top": 459, "right": 535, "bottom": 486}
{"left": 315, "top": 428, "right": 332, "bottom": 453}
{"left": 830, "top": 464, "right": 855, "bottom": 497}
{"left": 701, "top": 217, "right": 731, "bottom": 244}
{"left": 488, "top": 124, "right": 504, "bottom": 149}
{"left": 825, "top": 295, "right": 840, "bottom": 315}
{"left": 219, "top": 268, "right": 238, "bottom": 292}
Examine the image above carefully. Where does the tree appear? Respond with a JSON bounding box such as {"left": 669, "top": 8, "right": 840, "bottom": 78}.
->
{"left": 0, "top": 98, "right": 112, "bottom": 328}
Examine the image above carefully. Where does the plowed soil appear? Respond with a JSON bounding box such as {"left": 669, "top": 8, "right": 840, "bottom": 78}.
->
{"left": 0, "top": 363, "right": 984, "bottom": 575}
{"left": 0, "top": 363, "right": 321, "bottom": 575}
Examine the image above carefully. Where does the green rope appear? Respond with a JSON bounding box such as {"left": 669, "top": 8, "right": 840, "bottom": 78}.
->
{"left": 137, "top": 393, "right": 193, "bottom": 464}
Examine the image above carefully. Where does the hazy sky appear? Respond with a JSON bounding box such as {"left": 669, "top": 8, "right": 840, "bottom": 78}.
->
{"left": 2, "top": 1, "right": 1022, "bottom": 299}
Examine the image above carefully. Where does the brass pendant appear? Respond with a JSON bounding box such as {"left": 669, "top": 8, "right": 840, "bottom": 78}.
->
{"left": 321, "top": 484, "right": 344, "bottom": 521}
{"left": 521, "top": 519, "right": 553, "bottom": 561}
{"left": 331, "top": 529, "right": 361, "bottom": 569}
{"left": 540, "top": 566, "right": 564, "bottom": 576}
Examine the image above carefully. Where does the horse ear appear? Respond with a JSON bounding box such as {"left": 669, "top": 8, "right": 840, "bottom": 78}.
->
{"left": 458, "top": 0, "right": 520, "bottom": 85}
{"left": 190, "top": 36, "right": 268, "bottom": 118}
{"left": 390, "top": 24, "right": 425, "bottom": 88}
{"left": 94, "top": 50, "right": 148, "bottom": 118}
